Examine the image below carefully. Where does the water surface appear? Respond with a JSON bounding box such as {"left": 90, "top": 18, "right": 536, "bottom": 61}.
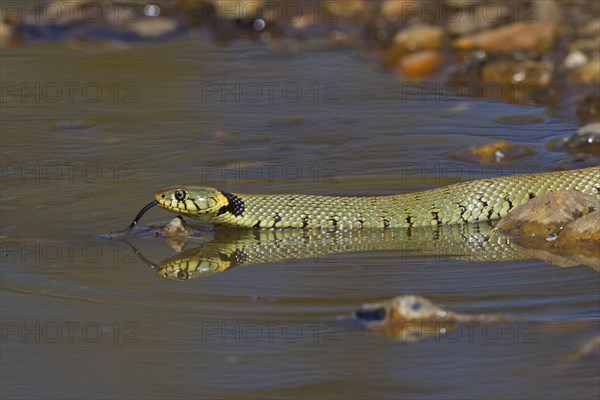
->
{"left": 1, "top": 37, "right": 598, "bottom": 399}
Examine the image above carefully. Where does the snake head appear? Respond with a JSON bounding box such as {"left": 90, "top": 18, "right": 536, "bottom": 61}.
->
{"left": 155, "top": 186, "right": 229, "bottom": 217}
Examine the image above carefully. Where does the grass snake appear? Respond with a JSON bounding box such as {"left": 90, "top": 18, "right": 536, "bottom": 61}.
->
{"left": 151, "top": 167, "right": 600, "bottom": 229}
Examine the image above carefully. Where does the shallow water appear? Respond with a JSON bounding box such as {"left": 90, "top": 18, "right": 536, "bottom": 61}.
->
{"left": 1, "top": 37, "right": 599, "bottom": 399}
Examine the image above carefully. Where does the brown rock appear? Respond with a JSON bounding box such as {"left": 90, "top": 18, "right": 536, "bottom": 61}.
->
{"left": 530, "top": 248, "right": 600, "bottom": 270}
{"left": 575, "top": 335, "right": 600, "bottom": 359}
{"left": 566, "top": 122, "right": 600, "bottom": 155}
{"left": 453, "top": 22, "right": 557, "bottom": 54}
{"left": 568, "top": 60, "right": 600, "bottom": 84}
{"left": 212, "top": 0, "right": 264, "bottom": 20}
{"left": 387, "top": 24, "right": 444, "bottom": 63}
{"left": 396, "top": 50, "right": 443, "bottom": 80}
{"left": 568, "top": 38, "right": 600, "bottom": 56}
{"left": 445, "top": 3, "right": 504, "bottom": 36}
{"left": 579, "top": 19, "right": 600, "bottom": 38}
{"left": 0, "top": 13, "right": 15, "bottom": 47}
{"left": 320, "top": 0, "right": 369, "bottom": 20}
{"left": 127, "top": 17, "right": 180, "bottom": 38}
{"left": 394, "top": 24, "right": 444, "bottom": 51}
{"left": 577, "top": 95, "right": 600, "bottom": 126}
{"left": 557, "top": 210, "right": 600, "bottom": 242}
{"left": 495, "top": 191, "right": 600, "bottom": 240}
{"left": 380, "top": 0, "right": 418, "bottom": 22}
{"left": 447, "top": 140, "right": 534, "bottom": 164}
{"left": 482, "top": 60, "right": 553, "bottom": 87}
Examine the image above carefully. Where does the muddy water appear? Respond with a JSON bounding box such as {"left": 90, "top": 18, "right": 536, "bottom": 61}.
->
{"left": 1, "top": 38, "right": 598, "bottom": 399}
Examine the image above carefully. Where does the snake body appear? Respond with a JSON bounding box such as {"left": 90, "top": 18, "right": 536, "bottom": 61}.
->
{"left": 155, "top": 167, "right": 600, "bottom": 229}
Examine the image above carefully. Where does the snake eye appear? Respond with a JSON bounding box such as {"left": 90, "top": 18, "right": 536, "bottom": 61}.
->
{"left": 175, "top": 190, "right": 186, "bottom": 201}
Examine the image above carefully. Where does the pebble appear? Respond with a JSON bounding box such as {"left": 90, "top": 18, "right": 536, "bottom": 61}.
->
{"left": 568, "top": 60, "right": 600, "bottom": 84}
{"left": 396, "top": 50, "right": 443, "bottom": 80}
{"left": 387, "top": 24, "right": 444, "bottom": 63}
{"left": 453, "top": 22, "right": 557, "bottom": 55}
{"left": 564, "top": 51, "right": 588, "bottom": 70}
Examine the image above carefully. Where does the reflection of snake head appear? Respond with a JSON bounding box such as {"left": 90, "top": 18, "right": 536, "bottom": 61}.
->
{"left": 157, "top": 257, "right": 230, "bottom": 281}
{"left": 155, "top": 187, "right": 228, "bottom": 218}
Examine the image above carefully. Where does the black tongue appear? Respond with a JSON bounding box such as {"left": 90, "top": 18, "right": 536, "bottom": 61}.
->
{"left": 128, "top": 200, "right": 159, "bottom": 228}
{"left": 107, "top": 200, "right": 158, "bottom": 240}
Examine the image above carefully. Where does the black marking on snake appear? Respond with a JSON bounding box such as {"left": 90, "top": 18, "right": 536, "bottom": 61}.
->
{"left": 229, "top": 249, "right": 248, "bottom": 265}
{"left": 487, "top": 209, "right": 494, "bottom": 220}
{"left": 458, "top": 204, "right": 467, "bottom": 222}
{"left": 406, "top": 215, "right": 413, "bottom": 226}
{"left": 431, "top": 211, "right": 440, "bottom": 224}
{"left": 432, "top": 225, "right": 440, "bottom": 240}
{"left": 528, "top": 192, "right": 536, "bottom": 199}
{"left": 358, "top": 219, "right": 364, "bottom": 228}
{"left": 383, "top": 219, "right": 390, "bottom": 228}
{"left": 478, "top": 197, "right": 488, "bottom": 207}
{"left": 274, "top": 214, "right": 281, "bottom": 223}
{"left": 504, "top": 195, "right": 513, "bottom": 210}
{"left": 191, "top": 199, "right": 201, "bottom": 211}
{"left": 302, "top": 216, "right": 309, "bottom": 228}
{"left": 219, "top": 191, "right": 245, "bottom": 217}
{"left": 254, "top": 220, "right": 262, "bottom": 228}
{"left": 329, "top": 218, "right": 337, "bottom": 227}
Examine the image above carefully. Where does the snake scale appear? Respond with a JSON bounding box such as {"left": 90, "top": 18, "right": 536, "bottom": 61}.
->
{"left": 153, "top": 167, "right": 600, "bottom": 229}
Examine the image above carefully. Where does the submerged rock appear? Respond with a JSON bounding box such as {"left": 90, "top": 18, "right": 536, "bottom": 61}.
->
{"left": 547, "top": 122, "right": 600, "bottom": 156}
{"left": 447, "top": 140, "right": 534, "bottom": 164}
{"left": 567, "top": 122, "right": 600, "bottom": 155}
{"left": 482, "top": 60, "right": 553, "bottom": 87}
{"left": 574, "top": 335, "right": 600, "bottom": 359}
{"left": 344, "top": 295, "right": 501, "bottom": 341}
{"left": 577, "top": 95, "right": 600, "bottom": 126}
